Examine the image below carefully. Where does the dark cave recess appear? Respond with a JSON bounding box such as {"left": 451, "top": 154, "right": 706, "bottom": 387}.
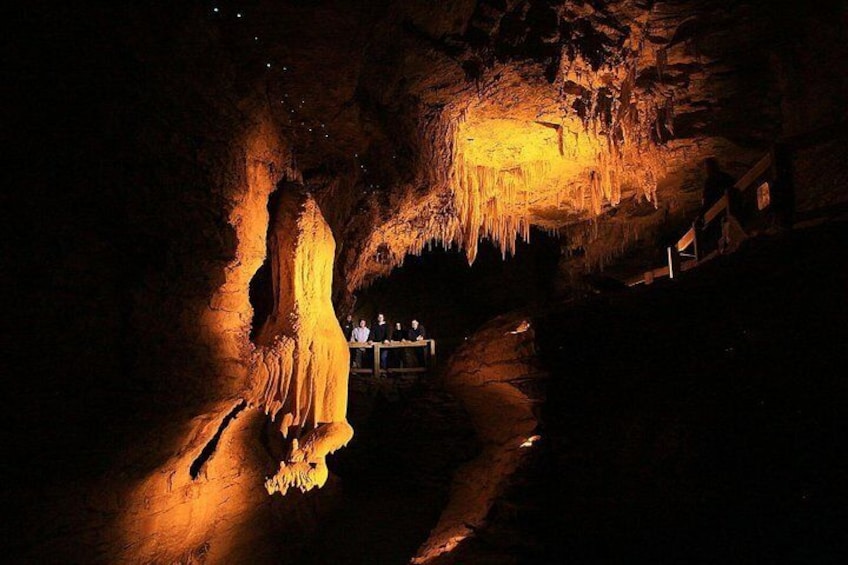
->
{"left": 351, "top": 227, "right": 560, "bottom": 361}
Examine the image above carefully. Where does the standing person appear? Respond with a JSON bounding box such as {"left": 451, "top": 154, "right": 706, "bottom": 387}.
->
{"left": 408, "top": 319, "right": 426, "bottom": 341}
{"left": 340, "top": 314, "right": 354, "bottom": 342}
{"left": 697, "top": 157, "right": 735, "bottom": 255}
{"left": 390, "top": 322, "right": 406, "bottom": 369}
{"left": 350, "top": 319, "right": 370, "bottom": 369}
{"left": 391, "top": 322, "right": 405, "bottom": 341}
{"left": 371, "top": 313, "right": 391, "bottom": 372}
{"left": 700, "top": 157, "right": 734, "bottom": 215}
{"left": 407, "top": 319, "right": 427, "bottom": 367}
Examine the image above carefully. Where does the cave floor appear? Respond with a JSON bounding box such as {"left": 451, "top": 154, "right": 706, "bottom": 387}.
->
{"left": 438, "top": 218, "right": 848, "bottom": 564}
{"left": 5, "top": 220, "right": 847, "bottom": 564}
{"left": 305, "top": 379, "right": 481, "bottom": 565}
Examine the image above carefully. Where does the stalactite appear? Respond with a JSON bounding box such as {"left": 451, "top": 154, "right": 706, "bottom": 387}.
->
{"left": 346, "top": 6, "right": 680, "bottom": 293}
{"left": 449, "top": 111, "right": 665, "bottom": 265}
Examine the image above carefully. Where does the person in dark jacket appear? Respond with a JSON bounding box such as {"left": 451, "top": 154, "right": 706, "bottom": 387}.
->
{"left": 390, "top": 322, "right": 406, "bottom": 369}
{"left": 391, "top": 322, "right": 405, "bottom": 341}
{"left": 407, "top": 319, "right": 426, "bottom": 341}
{"left": 697, "top": 157, "right": 736, "bottom": 256}
{"left": 371, "top": 313, "right": 391, "bottom": 371}
{"left": 340, "top": 314, "right": 354, "bottom": 342}
{"left": 407, "top": 319, "right": 427, "bottom": 367}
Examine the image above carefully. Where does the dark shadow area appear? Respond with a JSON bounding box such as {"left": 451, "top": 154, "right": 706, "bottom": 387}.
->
{"left": 189, "top": 400, "right": 247, "bottom": 480}
{"left": 249, "top": 260, "right": 274, "bottom": 343}
{"left": 302, "top": 382, "right": 481, "bottom": 564}
{"left": 353, "top": 228, "right": 561, "bottom": 363}
{"left": 249, "top": 187, "right": 288, "bottom": 343}
{"left": 443, "top": 219, "right": 848, "bottom": 563}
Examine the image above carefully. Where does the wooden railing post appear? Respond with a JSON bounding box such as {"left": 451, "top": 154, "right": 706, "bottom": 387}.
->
{"left": 347, "top": 340, "right": 437, "bottom": 377}
{"left": 692, "top": 224, "right": 700, "bottom": 262}
{"left": 429, "top": 339, "right": 436, "bottom": 367}
{"left": 667, "top": 246, "right": 681, "bottom": 279}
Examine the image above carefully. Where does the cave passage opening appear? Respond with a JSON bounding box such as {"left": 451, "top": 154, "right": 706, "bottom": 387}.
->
{"left": 353, "top": 227, "right": 561, "bottom": 363}
{"left": 314, "top": 227, "right": 561, "bottom": 563}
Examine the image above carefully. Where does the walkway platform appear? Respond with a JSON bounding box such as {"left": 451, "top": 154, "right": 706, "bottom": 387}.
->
{"left": 348, "top": 339, "right": 436, "bottom": 377}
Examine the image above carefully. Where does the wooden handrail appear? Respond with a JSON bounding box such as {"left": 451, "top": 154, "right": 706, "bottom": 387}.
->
{"left": 734, "top": 153, "right": 772, "bottom": 192}
{"left": 676, "top": 193, "right": 728, "bottom": 254}
{"left": 348, "top": 340, "right": 433, "bottom": 349}
{"left": 703, "top": 193, "right": 729, "bottom": 225}
{"left": 677, "top": 226, "right": 696, "bottom": 252}
{"left": 348, "top": 339, "right": 436, "bottom": 377}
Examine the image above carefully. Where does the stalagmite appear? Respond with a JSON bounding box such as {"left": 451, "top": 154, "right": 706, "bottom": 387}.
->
{"left": 249, "top": 188, "right": 353, "bottom": 495}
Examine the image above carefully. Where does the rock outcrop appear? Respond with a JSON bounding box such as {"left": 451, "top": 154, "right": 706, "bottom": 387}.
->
{"left": 413, "top": 314, "right": 545, "bottom": 562}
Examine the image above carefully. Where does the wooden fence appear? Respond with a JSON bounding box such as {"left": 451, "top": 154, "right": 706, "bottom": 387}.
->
{"left": 348, "top": 339, "right": 436, "bottom": 377}
{"left": 627, "top": 151, "right": 775, "bottom": 286}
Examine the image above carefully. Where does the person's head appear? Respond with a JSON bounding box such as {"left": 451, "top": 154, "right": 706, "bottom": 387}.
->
{"left": 346, "top": 314, "right": 352, "bottom": 322}
{"left": 377, "top": 313, "right": 385, "bottom": 323}
{"left": 395, "top": 322, "right": 402, "bottom": 330}
{"left": 411, "top": 319, "right": 419, "bottom": 329}
{"left": 359, "top": 319, "right": 367, "bottom": 328}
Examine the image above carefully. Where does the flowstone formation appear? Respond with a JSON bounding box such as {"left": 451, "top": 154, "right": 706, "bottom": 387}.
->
{"left": 250, "top": 188, "right": 353, "bottom": 495}
{"left": 112, "top": 187, "right": 353, "bottom": 563}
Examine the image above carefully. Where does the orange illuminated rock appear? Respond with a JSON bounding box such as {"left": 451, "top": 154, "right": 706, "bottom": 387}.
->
{"left": 115, "top": 188, "right": 353, "bottom": 562}
{"left": 413, "top": 314, "right": 543, "bottom": 563}
{"left": 448, "top": 66, "right": 667, "bottom": 264}
{"left": 250, "top": 188, "right": 353, "bottom": 495}
{"left": 346, "top": 50, "right": 674, "bottom": 292}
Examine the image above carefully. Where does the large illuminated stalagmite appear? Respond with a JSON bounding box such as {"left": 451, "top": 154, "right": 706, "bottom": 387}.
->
{"left": 249, "top": 188, "right": 353, "bottom": 496}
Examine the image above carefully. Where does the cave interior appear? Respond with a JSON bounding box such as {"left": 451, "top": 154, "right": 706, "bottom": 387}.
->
{"left": 4, "top": 0, "right": 848, "bottom": 563}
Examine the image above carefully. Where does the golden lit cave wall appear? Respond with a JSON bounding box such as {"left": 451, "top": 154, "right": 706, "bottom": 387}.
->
{"left": 116, "top": 114, "right": 291, "bottom": 563}
{"left": 198, "top": 111, "right": 352, "bottom": 468}
{"left": 345, "top": 59, "right": 672, "bottom": 293}
{"left": 201, "top": 114, "right": 292, "bottom": 391}
{"left": 117, "top": 115, "right": 352, "bottom": 562}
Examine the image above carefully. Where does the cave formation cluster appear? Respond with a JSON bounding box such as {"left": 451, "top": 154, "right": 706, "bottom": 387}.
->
{"left": 7, "top": 0, "right": 848, "bottom": 563}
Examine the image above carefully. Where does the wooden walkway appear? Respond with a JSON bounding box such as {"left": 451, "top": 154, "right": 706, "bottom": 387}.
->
{"left": 626, "top": 122, "right": 848, "bottom": 287}
{"left": 348, "top": 339, "right": 436, "bottom": 377}
{"left": 627, "top": 152, "right": 775, "bottom": 286}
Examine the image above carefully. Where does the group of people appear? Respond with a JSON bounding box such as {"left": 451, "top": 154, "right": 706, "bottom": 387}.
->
{"left": 341, "top": 313, "right": 428, "bottom": 372}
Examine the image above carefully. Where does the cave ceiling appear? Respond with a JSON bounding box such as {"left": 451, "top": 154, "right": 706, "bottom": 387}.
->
{"left": 211, "top": 0, "right": 792, "bottom": 292}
